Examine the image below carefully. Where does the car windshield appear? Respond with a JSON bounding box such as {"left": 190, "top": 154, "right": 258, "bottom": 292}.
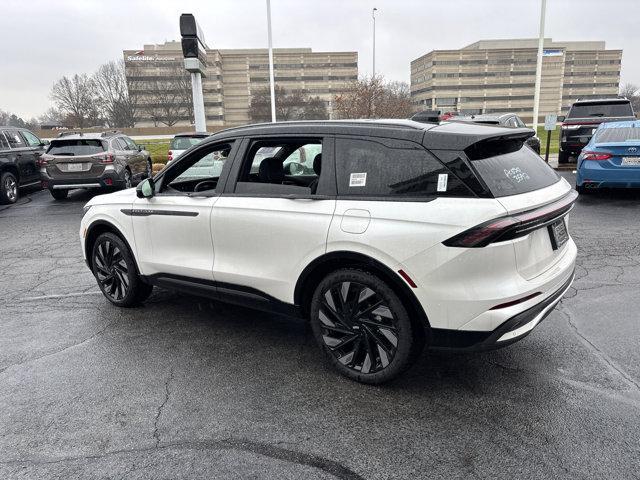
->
{"left": 171, "top": 137, "right": 205, "bottom": 150}
{"left": 47, "top": 139, "right": 104, "bottom": 156}
{"left": 594, "top": 126, "right": 640, "bottom": 143}
{"left": 568, "top": 102, "right": 633, "bottom": 118}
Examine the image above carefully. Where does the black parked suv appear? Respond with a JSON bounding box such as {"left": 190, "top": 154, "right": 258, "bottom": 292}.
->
{"left": 0, "top": 126, "right": 48, "bottom": 204}
{"left": 39, "top": 131, "right": 152, "bottom": 200}
{"left": 559, "top": 98, "right": 636, "bottom": 163}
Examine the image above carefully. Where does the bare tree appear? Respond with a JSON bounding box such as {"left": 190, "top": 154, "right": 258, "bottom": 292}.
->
{"left": 620, "top": 83, "right": 640, "bottom": 114}
{"left": 249, "top": 86, "right": 328, "bottom": 123}
{"left": 50, "top": 74, "right": 102, "bottom": 128}
{"left": 93, "top": 60, "right": 136, "bottom": 128}
{"left": 333, "top": 76, "right": 413, "bottom": 120}
{"left": 129, "top": 63, "right": 193, "bottom": 127}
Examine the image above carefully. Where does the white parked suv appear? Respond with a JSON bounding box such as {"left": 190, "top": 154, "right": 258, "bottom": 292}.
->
{"left": 80, "top": 120, "right": 577, "bottom": 384}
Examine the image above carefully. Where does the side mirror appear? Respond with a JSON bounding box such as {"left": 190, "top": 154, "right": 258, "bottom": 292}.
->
{"left": 557, "top": 115, "right": 565, "bottom": 122}
{"left": 137, "top": 145, "right": 142, "bottom": 152}
{"left": 136, "top": 178, "right": 155, "bottom": 198}
{"left": 40, "top": 140, "right": 50, "bottom": 146}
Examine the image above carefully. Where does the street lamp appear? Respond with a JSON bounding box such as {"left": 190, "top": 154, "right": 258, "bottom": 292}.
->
{"left": 372, "top": 7, "right": 377, "bottom": 78}
{"left": 266, "top": 0, "right": 276, "bottom": 122}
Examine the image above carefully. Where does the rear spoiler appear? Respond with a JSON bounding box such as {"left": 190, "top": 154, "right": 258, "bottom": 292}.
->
{"left": 422, "top": 122, "right": 534, "bottom": 151}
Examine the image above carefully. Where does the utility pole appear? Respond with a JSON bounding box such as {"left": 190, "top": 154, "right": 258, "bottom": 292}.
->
{"left": 532, "top": 0, "right": 547, "bottom": 131}
{"left": 372, "top": 7, "right": 377, "bottom": 78}
{"left": 266, "top": 0, "right": 276, "bottom": 122}
{"left": 180, "top": 14, "right": 208, "bottom": 132}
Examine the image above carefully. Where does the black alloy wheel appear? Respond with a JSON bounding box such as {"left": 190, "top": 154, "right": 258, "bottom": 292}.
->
{"left": 0, "top": 172, "right": 18, "bottom": 204}
{"left": 94, "top": 238, "right": 130, "bottom": 302}
{"left": 310, "top": 269, "right": 423, "bottom": 384}
{"left": 92, "top": 232, "right": 153, "bottom": 307}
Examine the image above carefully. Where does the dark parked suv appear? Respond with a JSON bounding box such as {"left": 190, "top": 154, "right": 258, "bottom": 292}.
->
{"left": 40, "top": 131, "right": 152, "bottom": 200}
{"left": 0, "top": 126, "right": 48, "bottom": 204}
{"left": 559, "top": 98, "right": 636, "bottom": 163}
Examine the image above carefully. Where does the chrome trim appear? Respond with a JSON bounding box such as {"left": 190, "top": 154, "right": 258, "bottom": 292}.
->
{"left": 52, "top": 183, "right": 101, "bottom": 189}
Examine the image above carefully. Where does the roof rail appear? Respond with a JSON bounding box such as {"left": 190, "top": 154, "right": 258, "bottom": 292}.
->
{"left": 57, "top": 131, "right": 83, "bottom": 137}
{"left": 101, "top": 130, "right": 122, "bottom": 137}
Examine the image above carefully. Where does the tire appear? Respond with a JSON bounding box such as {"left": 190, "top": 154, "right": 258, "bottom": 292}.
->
{"left": 91, "top": 232, "right": 153, "bottom": 307}
{"left": 309, "top": 268, "right": 424, "bottom": 384}
{"left": 0, "top": 171, "right": 19, "bottom": 204}
{"left": 49, "top": 188, "right": 68, "bottom": 200}
{"left": 558, "top": 150, "right": 570, "bottom": 164}
{"left": 122, "top": 169, "right": 132, "bottom": 189}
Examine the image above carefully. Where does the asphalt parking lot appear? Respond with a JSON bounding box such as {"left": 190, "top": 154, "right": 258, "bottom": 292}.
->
{"left": 1, "top": 172, "right": 639, "bottom": 480}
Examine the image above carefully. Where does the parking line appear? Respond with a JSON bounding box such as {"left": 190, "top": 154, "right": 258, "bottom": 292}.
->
{"left": 22, "top": 291, "right": 102, "bottom": 301}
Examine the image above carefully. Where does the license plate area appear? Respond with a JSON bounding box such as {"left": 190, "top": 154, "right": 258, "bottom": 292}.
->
{"left": 548, "top": 218, "right": 568, "bottom": 250}
{"left": 66, "top": 163, "right": 84, "bottom": 172}
{"left": 622, "top": 156, "right": 640, "bottom": 166}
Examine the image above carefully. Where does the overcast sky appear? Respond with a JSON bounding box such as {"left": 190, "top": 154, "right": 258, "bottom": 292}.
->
{"left": 1, "top": 0, "right": 638, "bottom": 119}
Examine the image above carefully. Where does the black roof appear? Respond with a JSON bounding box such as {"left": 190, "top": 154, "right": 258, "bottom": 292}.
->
{"left": 201, "top": 119, "right": 532, "bottom": 151}
{"left": 573, "top": 97, "right": 630, "bottom": 104}
{"left": 174, "top": 131, "right": 211, "bottom": 138}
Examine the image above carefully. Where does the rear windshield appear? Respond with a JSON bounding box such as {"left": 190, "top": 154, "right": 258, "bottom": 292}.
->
{"left": 171, "top": 137, "right": 204, "bottom": 150}
{"left": 568, "top": 102, "right": 633, "bottom": 119}
{"left": 593, "top": 126, "right": 640, "bottom": 143}
{"left": 471, "top": 146, "right": 559, "bottom": 197}
{"left": 48, "top": 139, "right": 104, "bottom": 156}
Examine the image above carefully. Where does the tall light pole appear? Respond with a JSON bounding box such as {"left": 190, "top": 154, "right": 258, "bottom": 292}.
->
{"left": 266, "top": 0, "right": 276, "bottom": 122}
{"left": 372, "top": 7, "right": 378, "bottom": 78}
{"left": 532, "top": 0, "right": 547, "bottom": 130}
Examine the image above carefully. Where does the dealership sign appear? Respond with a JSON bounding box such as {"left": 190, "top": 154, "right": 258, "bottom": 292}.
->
{"left": 542, "top": 49, "right": 564, "bottom": 57}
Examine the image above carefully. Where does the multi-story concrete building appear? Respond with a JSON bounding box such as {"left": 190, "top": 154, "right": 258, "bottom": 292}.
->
{"left": 410, "top": 38, "right": 622, "bottom": 123}
{"left": 124, "top": 42, "right": 358, "bottom": 127}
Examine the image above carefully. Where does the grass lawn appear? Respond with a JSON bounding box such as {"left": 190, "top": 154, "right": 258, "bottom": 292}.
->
{"left": 136, "top": 138, "right": 170, "bottom": 164}
{"left": 536, "top": 126, "right": 559, "bottom": 155}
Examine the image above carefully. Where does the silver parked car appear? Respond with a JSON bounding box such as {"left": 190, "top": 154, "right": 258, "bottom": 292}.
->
{"left": 39, "top": 131, "right": 152, "bottom": 200}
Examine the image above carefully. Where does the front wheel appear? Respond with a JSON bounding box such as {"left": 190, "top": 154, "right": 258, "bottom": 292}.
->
{"left": 92, "top": 232, "right": 153, "bottom": 307}
{"left": 309, "top": 269, "right": 424, "bottom": 384}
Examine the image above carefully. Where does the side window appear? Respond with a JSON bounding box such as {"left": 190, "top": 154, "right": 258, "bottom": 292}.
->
{"left": 115, "top": 138, "right": 128, "bottom": 150}
{"left": 235, "top": 139, "right": 322, "bottom": 195}
{"left": 123, "top": 137, "right": 138, "bottom": 150}
{"left": 2, "top": 130, "right": 26, "bottom": 148}
{"left": 506, "top": 117, "right": 519, "bottom": 128}
{"left": 161, "top": 142, "right": 234, "bottom": 194}
{"left": 0, "top": 132, "right": 9, "bottom": 150}
{"left": 20, "top": 130, "right": 42, "bottom": 147}
{"left": 515, "top": 117, "right": 527, "bottom": 128}
{"left": 335, "top": 137, "right": 472, "bottom": 198}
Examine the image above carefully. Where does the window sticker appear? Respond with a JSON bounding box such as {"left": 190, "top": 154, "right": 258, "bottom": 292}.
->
{"left": 437, "top": 173, "right": 448, "bottom": 192}
{"left": 349, "top": 172, "right": 367, "bottom": 187}
{"left": 503, "top": 167, "right": 530, "bottom": 183}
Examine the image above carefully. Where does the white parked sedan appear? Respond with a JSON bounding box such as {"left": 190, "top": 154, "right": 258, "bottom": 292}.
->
{"left": 80, "top": 120, "right": 577, "bottom": 384}
{"left": 167, "top": 131, "right": 210, "bottom": 162}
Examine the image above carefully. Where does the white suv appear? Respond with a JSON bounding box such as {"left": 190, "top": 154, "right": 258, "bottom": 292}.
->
{"left": 80, "top": 120, "right": 577, "bottom": 384}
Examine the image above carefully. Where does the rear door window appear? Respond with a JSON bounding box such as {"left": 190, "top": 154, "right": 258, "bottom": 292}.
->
{"left": 335, "top": 137, "right": 472, "bottom": 198}
{"left": 0, "top": 132, "right": 9, "bottom": 150}
{"left": 470, "top": 146, "right": 559, "bottom": 197}
{"left": 47, "top": 139, "right": 105, "bottom": 156}
{"left": 2, "top": 130, "right": 26, "bottom": 148}
{"left": 568, "top": 102, "right": 633, "bottom": 118}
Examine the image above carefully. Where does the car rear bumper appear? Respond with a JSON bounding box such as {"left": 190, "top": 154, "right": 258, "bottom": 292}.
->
{"left": 41, "top": 170, "right": 125, "bottom": 190}
{"left": 428, "top": 268, "right": 575, "bottom": 351}
{"left": 577, "top": 161, "right": 640, "bottom": 188}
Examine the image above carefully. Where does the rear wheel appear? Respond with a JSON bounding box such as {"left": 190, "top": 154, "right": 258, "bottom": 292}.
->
{"left": 558, "top": 150, "right": 570, "bottom": 164}
{"left": 309, "top": 269, "right": 423, "bottom": 384}
{"left": 0, "top": 172, "right": 18, "bottom": 204}
{"left": 122, "top": 169, "right": 132, "bottom": 189}
{"left": 91, "top": 232, "right": 153, "bottom": 307}
{"left": 49, "top": 188, "right": 68, "bottom": 200}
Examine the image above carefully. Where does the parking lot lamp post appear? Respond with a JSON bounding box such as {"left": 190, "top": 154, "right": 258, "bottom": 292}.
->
{"left": 372, "top": 7, "right": 377, "bottom": 78}
{"left": 532, "top": 0, "right": 547, "bottom": 131}
{"left": 266, "top": 0, "right": 277, "bottom": 122}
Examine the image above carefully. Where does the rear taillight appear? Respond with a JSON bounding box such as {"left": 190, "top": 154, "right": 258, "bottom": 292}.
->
{"left": 38, "top": 155, "right": 50, "bottom": 167}
{"left": 581, "top": 151, "right": 611, "bottom": 161}
{"left": 100, "top": 153, "right": 115, "bottom": 164}
{"left": 443, "top": 190, "right": 578, "bottom": 248}
{"left": 168, "top": 150, "right": 173, "bottom": 162}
